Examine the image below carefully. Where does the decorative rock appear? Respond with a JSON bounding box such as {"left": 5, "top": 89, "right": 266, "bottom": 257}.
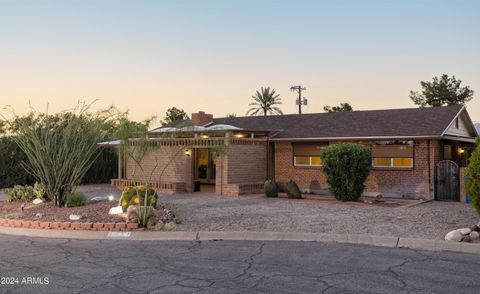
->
{"left": 35, "top": 213, "right": 43, "bottom": 218}
{"left": 457, "top": 228, "right": 472, "bottom": 235}
{"left": 445, "top": 230, "right": 462, "bottom": 242}
{"left": 470, "top": 225, "right": 479, "bottom": 232}
{"left": 374, "top": 194, "right": 385, "bottom": 202}
{"left": 462, "top": 235, "right": 472, "bottom": 243}
{"left": 32, "top": 199, "right": 43, "bottom": 205}
{"left": 69, "top": 214, "right": 82, "bottom": 221}
{"left": 470, "top": 231, "right": 479, "bottom": 240}
{"left": 127, "top": 205, "right": 139, "bottom": 223}
{"left": 108, "top": 205, "right": 123, "bottom": 215}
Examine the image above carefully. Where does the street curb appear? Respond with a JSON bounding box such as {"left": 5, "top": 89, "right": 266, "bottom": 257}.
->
{"left": 1, "top": 227, "right": 479, "bottom": 254}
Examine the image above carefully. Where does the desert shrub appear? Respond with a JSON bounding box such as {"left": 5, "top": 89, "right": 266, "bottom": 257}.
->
{"left": 466, "top": 138, "right": 480, "bottom": 215}
{"left": 321, "top": 143, "right": 372, "bottom": 201}
{"left": 119, "top": 185, "right": 158, "bottom": 211}
{"left": 81, "top": 148, "right": 118, "bottom": 184}
{"left": 264, "top": 180, "right": 279, "bottom": 197}
{"left": 285, "top": 180, "right": 302, "bottom": 199}
{"left": 65, "top": 192, "right": 87, "bottom": 208}
{"left": 6, "top": 182, "right": 45, "bottom": 202}
{"left": 0, "top": 137, "right": 34, "bottom": 188}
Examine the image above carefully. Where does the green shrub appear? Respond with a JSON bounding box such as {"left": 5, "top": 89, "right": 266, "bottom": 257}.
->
{"left": 0, "top": 137, "right": 34, "bottom": 188}
{"left": 6, "top": 182, "right": 45, "bottom": 202}
{"left": 466, "top": 138, "right": 480, "bottom": 215}
{"left": 119, "top": 185, "right": 158, "bottom": 211}
{"left": 264, "top": 180, "right": 279, "bottom": 197}
{"left": 285, "top": 180, "right": 302, "bottom": 199}
{"left": 65, "top": 192, "right": 87, "bottom": 208}
{"left": 277, "top": 182, "right": 286, "bottom": 193}
{"left": 321, "top": 143, "right": 372, "bottom": 201}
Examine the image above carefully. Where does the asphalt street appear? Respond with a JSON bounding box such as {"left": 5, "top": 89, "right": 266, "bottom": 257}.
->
{"left": 0, "top": 234, "right": 479, "bottom": 293}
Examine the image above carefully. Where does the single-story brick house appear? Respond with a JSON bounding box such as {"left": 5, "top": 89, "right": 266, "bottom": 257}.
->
{"left": 110, "top": 105, "right": 478, "bottom": 201}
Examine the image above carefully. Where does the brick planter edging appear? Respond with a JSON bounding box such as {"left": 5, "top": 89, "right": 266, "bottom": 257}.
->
{"left": 0, "top": 218, "right": 142, "bottom": 231}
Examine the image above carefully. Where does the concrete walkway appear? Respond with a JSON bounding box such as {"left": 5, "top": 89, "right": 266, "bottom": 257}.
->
{"left": 1, "top": 226, "right": 479, "bottom": 254}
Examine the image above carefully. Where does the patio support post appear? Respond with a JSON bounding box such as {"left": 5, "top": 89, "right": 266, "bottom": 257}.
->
{"left": 118, "top": 147, "right": 123, "bottom": 179}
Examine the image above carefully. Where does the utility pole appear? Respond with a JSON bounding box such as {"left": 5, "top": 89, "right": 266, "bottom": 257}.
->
{"left": 290, "top": 85, "right": 306, "bottom": 114}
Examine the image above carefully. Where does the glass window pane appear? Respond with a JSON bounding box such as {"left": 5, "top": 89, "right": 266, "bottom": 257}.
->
{"left": 311, "top": 156, "right": 322, "bottom": 166}
{"left": 294, "top": 156, "right": 310, "bottom": 165}
{"left": 392, "top": 158, "right": 413, "bottom": 167}
{"left": 373, "top": 158, "right": 391, "bottom": 167}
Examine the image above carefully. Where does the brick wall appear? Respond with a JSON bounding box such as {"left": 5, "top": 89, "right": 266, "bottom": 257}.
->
{"left": 216, "top": 142, "right": 267, "bottom": 196}
{"left": 125, "top": 145, "right": 193, "bottom": 193}
{"left": 274, "top": 140, "right": 442, "bottom": 199}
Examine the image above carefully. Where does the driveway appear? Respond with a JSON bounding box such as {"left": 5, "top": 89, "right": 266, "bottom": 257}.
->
{"left": 159, "top": 193, "right": 479, "bottom": 240}
{"left": 1, "top": 234, "right": 480, "bottom": 293}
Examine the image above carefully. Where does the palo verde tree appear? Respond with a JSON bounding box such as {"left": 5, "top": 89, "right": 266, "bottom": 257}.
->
{"left": 410, "top": 74, "right": 474, "bottom": 107}
{"left": 115, "top": 119, "right": 229, "bottom": 227}
{"left": 466, "top": 138, "right": 480, "bottom": 215}
{"left": 1, "top": 102, "right": 115, "bottom": 207}
{"left": 323, "top": 103, "right": 353, "bottom": 112}
{"left": 246, "top": 87, "right": 283, "bottom": 116}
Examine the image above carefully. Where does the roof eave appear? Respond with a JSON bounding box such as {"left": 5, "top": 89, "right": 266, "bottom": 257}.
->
{"left": 270, "top": 135, "right": 443, "bottom": 142}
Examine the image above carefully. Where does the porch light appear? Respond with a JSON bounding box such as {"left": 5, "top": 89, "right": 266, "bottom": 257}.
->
{"left": 200, "top": 135, "right": 209, "bottom": 139}
{"left": 185, "top": 149, "right": 191, "bottom": 156}
{"left": 234, "top": 133, "right": 245, "bottom": 138}
{"left": 459, "top": 148, "right": 465, "bottom": 154}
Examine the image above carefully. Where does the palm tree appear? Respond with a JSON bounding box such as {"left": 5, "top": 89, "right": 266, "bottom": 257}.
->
{"left": 246, "top": 87, "right": 283, "bottom": 116}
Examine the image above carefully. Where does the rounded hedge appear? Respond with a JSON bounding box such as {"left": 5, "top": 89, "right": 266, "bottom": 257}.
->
{"left": 320, "top": 143, "right": 372, "bottom": 201}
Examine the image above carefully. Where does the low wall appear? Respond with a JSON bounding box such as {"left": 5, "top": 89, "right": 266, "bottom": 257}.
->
{"left": 111, "top": 179, "right": 188, "bottom": 194}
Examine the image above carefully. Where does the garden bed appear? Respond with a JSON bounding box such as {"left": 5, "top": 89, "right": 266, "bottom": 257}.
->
{"left": 0, "top": 201, "right": 124, "bottom": 223}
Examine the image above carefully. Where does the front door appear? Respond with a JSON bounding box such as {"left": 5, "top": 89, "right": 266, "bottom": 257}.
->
{"left": 195, "top": 148, "right": 216, "bottom": 184}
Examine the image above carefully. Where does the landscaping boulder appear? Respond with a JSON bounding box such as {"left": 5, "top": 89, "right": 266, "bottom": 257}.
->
{"left": 470, "top": 231, "right": 480, "bottom": 241}
{"left": 69, "top": 214, "right": 81, "bottom": 221}
{"left": 457, "top": 228, "right": 472, "bottom": 235}
{"left": 126, "top": 205, "right": 139, "bottom": 223}
{"left": 32, "top": 198, "right": 43, "bottom": 205}
{"left": 108, "top": 205, "right": 123, "bottom": 215}
{"left": 445, "top": 230, "right": 462, "bottom": 242}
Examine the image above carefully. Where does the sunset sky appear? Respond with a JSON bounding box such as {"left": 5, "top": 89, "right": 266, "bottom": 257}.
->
{"left": 1, "top": 0, "right": 479, "bottom": 125}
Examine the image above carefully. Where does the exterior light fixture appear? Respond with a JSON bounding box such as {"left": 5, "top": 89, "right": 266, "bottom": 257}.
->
{"left": 108, "top": 195, "right": 115, "bottom": 202}
{"left": 200, "top": 135, "right": 209, "bottom": 139}
{"left": 234, "top": 133, "right": 245, "bottom": 138}
{"left": 185, "top": 149, "right": 191, "bottom": 156}
{"left": 459, "top": 148, "right": 465, "bottom": 154}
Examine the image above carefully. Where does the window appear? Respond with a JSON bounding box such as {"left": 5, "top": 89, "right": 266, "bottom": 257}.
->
{"left": 294, "top": 156, "right": 322, "bottom": 166}
{"left": 371, "top": 141, "right": 414, "bottom": 168}
{"left": 292, "top": 142, "right": 326, "bottom": 167}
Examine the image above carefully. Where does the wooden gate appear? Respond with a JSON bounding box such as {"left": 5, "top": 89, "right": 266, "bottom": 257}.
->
{"left": 434, "top": 160, "right": 460, "bottom": 201}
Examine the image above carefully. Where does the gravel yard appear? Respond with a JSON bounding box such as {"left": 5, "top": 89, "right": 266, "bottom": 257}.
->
{"left": 2, "top": 185, "right": 478, "bottom": 240}
{"left": 158, "top": 193, "right": 479, "bottom": 240}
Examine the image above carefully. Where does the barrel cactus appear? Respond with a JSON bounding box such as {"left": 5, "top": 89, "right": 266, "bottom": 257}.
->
{"left": 119, "top": 185, "right": 158, "bottom": 211}
{"left": 264, "top": 180, "right": 279, "bottom": 197}
{"left": 285, "top": 180, "right": 302, "bottom": 199}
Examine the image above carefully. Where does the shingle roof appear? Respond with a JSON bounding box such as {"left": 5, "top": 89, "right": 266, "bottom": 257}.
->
{"left": 211, "top": 105, "right": 465, "bottom": 140}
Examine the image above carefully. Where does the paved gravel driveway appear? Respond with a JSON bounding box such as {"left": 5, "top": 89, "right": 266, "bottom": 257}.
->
{"left": 159, "top": 193, "right": 479, "bottom": 240}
